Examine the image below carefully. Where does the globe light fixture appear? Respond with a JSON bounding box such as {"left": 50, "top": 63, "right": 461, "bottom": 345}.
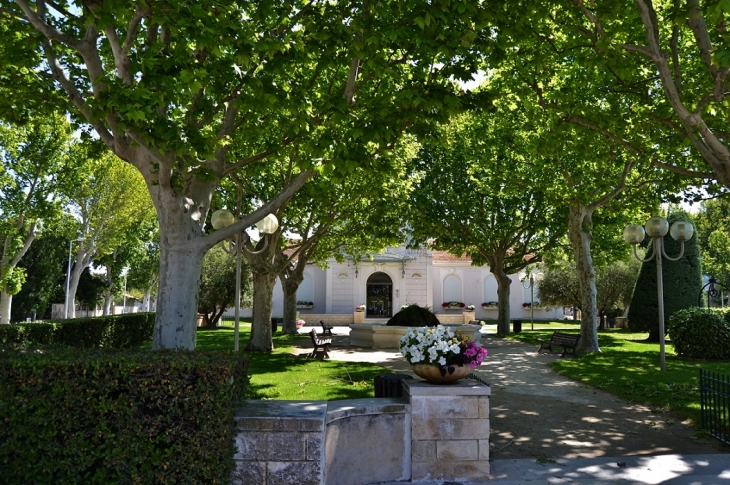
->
{"left": 623, "top": 216, "right": 694, "bottom": 371}
{"left": 211, "top": 208, "right": 279, "bottom": 351}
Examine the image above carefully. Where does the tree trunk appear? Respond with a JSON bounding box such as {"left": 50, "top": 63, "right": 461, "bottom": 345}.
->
{"left": 487, "top": 253, "right": 512, "bottom": 336}
{"left": 0, "top": 291, "right": 11, "bottom": 324}
{"left": 567, "top": 206, "right": 601, "bottom": 353}
{"left": 281, "top": 281, "right": 300, "bottom": 334}
{"left": 152, "top": 230, "right": 206, "bottom": 349}
{"left": 103, "top": 290, "right": 113, "bottom": 315}
{"left": 246, "top": 270, "right": 277, "bottom": 351}
{"left": 142, "top": 289, "right": 151, "bottom": 312}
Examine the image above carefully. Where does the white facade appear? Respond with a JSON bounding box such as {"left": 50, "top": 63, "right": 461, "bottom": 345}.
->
{"left": 267, "top": 246, "right": 563, "bottom": 322}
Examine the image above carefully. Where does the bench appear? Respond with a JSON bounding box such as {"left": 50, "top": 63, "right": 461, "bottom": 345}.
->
{"left": 537, "top": 331, "right": 580, "bottom": 358}
{"left": 320, "top": 320, "right": 334, "bottom": 337}
{"left": 308, "top": 329, "right": 332, "bottom": 359}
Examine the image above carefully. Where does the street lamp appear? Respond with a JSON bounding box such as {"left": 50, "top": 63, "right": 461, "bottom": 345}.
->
{"left": 211, "top": 209, "right": 279, "bottom": 351}
{"left": 518, "top": 267, "right": 544, "bottom": 330}
{"left": 623, "top": 216, "right": 694, "bottom": 371}
{"left": 65, "top": 237, "right": 86, "bottom": 319}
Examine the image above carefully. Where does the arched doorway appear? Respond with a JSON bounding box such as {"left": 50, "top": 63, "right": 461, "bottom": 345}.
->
{"left": 366, "top": 272, "right": 393, "bottom": 318}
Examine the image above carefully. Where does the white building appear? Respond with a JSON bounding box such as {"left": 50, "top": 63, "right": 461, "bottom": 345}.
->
{"left": 267, "top": 245, "right": 562, "bottom": 324}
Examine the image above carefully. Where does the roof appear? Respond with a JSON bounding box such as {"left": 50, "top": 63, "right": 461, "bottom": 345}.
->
{"left": 432, "top": 251, "right": 472, "bottom": 263}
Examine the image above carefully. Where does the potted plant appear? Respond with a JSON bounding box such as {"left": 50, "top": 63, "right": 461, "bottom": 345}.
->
{"left": 296, "top": 319, "right": 306, "bottom": 329}
{"left": 399, "top": 325, "right": 488, "bottom": 383}
{"left": 355, "top": 303, "right": 366, "bottom": 312}
{"left": 465, "top": 304, "right": 475, "bottom": 311}
{"left": 442, "top": 301, "right": 465, "bottom": 309}
{"left": 297, "top": 301, "right": 314, "bottom": 309}
{"left": 482, "top": 301, "right": 498, "bottom": 309}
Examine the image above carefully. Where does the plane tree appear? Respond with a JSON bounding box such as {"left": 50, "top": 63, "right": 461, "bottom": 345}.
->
{"left": 0, "top": 113, "right": 73, "bottom": 323}
{"left": 1, "top": 0, "right": 495, "bottom": 348}
{"left": 407, "top": 109, "right": 567, "bottom": 336}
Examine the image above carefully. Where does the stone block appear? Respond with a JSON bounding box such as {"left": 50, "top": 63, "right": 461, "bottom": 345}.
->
{"left": 231, "top": 461, "right": 266, "bottom": 485}
{"left": 412, "top": 440, "right": 436, "bottom": 462}
{"left": 234, "top": 432, "right": 268, "bottom": 460}
{"left": 478, "top": 439, "right": 490, "bottom": 461}
{"left": 478, "top": 396, "right": 490, "bottom": 418}
{"left": 305, "top": 432, "right": 323, "bottom": 461}
{"left": 412, "top": 417, "right": 490, "bottom": 441}
{"left": 436, "top": 440, "right": 478, "bottom": 461}
{"left": 412, "top": 459, "right": 490, "bottom": 482}
{"left": 326, "top": 413, "right": 409, "bottom": 485}
{"left": 267, "top": 433, "right": 306, "bottom": 460}
{"left": 451, "top": 459, "right": 491, "bottom": 480}
{"left": 268, "top": 461, "right": 321, "bottom": 485}
{"left": 420, "top": 395, "right": 480, "bottom": 419}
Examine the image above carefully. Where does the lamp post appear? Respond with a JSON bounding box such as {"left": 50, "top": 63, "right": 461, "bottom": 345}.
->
{"left": 211, "top": 209, "right": 279, "bottom": 351}
{"left": 65, "top": 237, "right": 86, "bottom": 319}
{"left": 518, "top": 267, "right": 544, "bottom": 330}
{"left": 623, "top": 216, "right": 694, "bottom": 371}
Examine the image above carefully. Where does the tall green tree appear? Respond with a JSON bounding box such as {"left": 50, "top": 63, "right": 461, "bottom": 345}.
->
{"left": 1, "top": 0, "right": 494, "bottom": 349}
{"left": 0, "top": 113, "right": 73, "bottom": 323}
{"left": 628, "top": 210, "right": 703, "bottom": 340}
{"left": 694, "top": 197, "right": 730, "bottom": 288}
{"left": 64, "top": 149, "right": 155, "bottom": 318}
{"left": 407, "top": 110, "right": 566, "bottom": 336}
{"left": 198, "top": 245, "right": 251, "bottom": 328}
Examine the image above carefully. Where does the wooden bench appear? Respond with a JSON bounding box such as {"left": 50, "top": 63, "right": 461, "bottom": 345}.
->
{"left": 320, "top": 320, "right": 334, "bottom": 337}
{"left": 308, "top": 329, "right": 332, "bottom": 359}
{"left": 537, "top": 331, "right": 580, "bottom": 358}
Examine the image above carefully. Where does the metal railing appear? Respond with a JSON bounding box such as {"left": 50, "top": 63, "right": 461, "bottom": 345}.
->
{"left": 700, "top": 369, "right": 730, "bottom": 445}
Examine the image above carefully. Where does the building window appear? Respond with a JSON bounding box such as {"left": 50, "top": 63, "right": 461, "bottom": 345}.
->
{"left": 297, "top": 273, "right": 313, "bottom": 304}
{"left": 442, "top": 274, "right": 462, "bottom": 304}
{"left": 483, "top": 275, "right": 498, "bottom": 303}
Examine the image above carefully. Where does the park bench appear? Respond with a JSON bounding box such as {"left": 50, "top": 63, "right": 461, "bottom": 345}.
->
{"left": 308, "top": 329, "right": 332, "bottom": 359}
{"left": 320, "top": 320, "right": 334, "bottom": 336}
{"left": 537, "top": 331, "right": 580, "bottom": 358}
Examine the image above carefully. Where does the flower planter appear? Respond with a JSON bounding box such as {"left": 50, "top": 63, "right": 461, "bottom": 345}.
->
{"left": 411, "top": 364, "right": 472, "bottom": 383}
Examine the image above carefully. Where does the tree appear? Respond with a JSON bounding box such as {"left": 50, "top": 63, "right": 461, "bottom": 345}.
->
{"left": 407, "top": 110, "right": 566, "bottom": 336}
{"left": 2, "top": 1, "right": 494, "bottom": 348}
{"left": 64, "top": 149, "right": 154, "bottom": 318}
{"left": 0, "top": 113, "right": 73, "bottom": 323}
{"left": 694, "top": 197, "right": 730, "bottom": 288}
{"left": 126, "top": 229, "right": 160, "bottom": 312}
{"left": 627, "top": 211, "right": 703, "bottom": 340}
{"left": 198, "top": 245, "right": 251, "bottom": 328}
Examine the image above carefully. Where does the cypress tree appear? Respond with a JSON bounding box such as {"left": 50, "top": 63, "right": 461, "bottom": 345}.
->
{"left": 627, "top": 211, "right": 702, "bottom": 341}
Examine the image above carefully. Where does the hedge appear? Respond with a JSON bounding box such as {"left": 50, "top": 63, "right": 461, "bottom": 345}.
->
{"left": 0, "top": 313, "right": 155, "bottom": 349}
{"left": 668, "top": 307, "right": 730, "bottom": 359}
{"left": 0, "top": 349, "right": 248, "bottom": 484}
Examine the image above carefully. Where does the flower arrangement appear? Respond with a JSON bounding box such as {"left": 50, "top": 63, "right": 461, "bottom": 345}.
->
{"left": 441, "top": 301, "right": 465, "bottom": 309}
{"left": 296, "top": 319, "right": 306, "bottom": 328}
{"left": 399, "top": 325, "right": 488, "bottom": 369}
{"left": 482, "top": 301, "right": 498, "bottom": 308}
{"left": 297, "top": 301, "right": 314, "bottom": 307}
{"left": 522, "top": 302, "right": 541, "bottom": 309}
{"left": 466, "top": 304, "right": 475, "bottom": 311}
{"left": 355, "top": 303, "right": 366, "bottom": 312}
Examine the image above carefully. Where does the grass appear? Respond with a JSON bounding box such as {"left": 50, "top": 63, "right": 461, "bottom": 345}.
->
{"left": 196, "top": 319, "right": 393, "bottom": 401}
{"left": 508, "top": 322, "right": 730, "bottom": 426}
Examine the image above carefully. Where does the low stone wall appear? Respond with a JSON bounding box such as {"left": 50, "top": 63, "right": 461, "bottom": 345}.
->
{"left": 233, "top": 380, "right": 490, "bottom": 485}
{"left": 349, "top": 323, "right": 482, "bottom": 349}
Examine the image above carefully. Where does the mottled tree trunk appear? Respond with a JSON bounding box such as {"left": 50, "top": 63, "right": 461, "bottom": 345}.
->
{"left": 281, "top": 282, "right": 299, "bottom": 334}
{"left": 488, "top": 253, "right": 512, "bottom": 336}
{"left": 0, "top": 291, "right": 11, "bottom": 323}
{"left": 567, "top": 206, "right": 601, "bottom": 353}
{"left": 246, "top": 270, "right": 277, "bottom": 351}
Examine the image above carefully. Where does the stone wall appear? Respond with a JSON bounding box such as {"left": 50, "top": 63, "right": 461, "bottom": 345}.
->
{"left": 299, "top": 313, "right": 354, "bottom": 326}
{"left": 233, "top": 380, "right": 490, "bottom": 485}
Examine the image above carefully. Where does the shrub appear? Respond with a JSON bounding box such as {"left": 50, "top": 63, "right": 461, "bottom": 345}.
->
{"left": 0, "top": 313, "right": 155, "bottom": 350}
{"left": 668, "top": 308, "right": 730, "bottom": 359}
{"left": 386, "top": 304, "right": 440, "bottom": 327}
{"left": 0, "top": 348, "right": 248, "bottom": 484}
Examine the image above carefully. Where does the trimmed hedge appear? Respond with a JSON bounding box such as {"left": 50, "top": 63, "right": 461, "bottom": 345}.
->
{"left": 0, "top": 313, "right": 155, "bottom": 349}
{"left": 668, "top": 308, "right": 730, "bottom": 359}
{"left": 0, "top": 349, "right": 248, "bottom": 484}
{"left": 386, "top": 304, "right": 440, "bottom": 327}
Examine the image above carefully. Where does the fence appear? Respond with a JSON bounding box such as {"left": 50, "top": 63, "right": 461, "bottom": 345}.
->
{"left": 699, "top": 369, "right": 730, "bottom": 445}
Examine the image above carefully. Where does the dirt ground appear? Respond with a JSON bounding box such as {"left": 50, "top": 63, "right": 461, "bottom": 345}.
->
{"left": 477, "top": 338, "right": 730, "bottom": 460}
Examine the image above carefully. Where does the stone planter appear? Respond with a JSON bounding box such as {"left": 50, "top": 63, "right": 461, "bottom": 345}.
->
{"left": 411, "top": 364, "right": 472, "bottom": 383}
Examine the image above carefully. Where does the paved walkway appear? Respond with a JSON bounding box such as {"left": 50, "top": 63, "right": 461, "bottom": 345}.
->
{"left": 296, "top": 326, "right": 730, "bottom": 484}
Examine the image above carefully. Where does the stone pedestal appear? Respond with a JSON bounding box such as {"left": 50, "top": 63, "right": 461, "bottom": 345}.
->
{"left": 353, "top": 311, "right": 365, "bottom": 324}
{"left": 463, "top": 310, "right": 476, "bottom": 324}
{"left": 404, "top": 379, "right": 490, "bottom": 482}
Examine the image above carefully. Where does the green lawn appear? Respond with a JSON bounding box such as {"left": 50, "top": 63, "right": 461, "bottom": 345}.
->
{"left": 196, "top": 321, "right": 393, "bottom": 401}
{"left": 508, "top": 322, "right": 730, "bottom": 426}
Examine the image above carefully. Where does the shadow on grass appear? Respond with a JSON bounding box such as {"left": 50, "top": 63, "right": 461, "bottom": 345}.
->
{"left": 196, "top": 327, "right": 392, "bottom": 401}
